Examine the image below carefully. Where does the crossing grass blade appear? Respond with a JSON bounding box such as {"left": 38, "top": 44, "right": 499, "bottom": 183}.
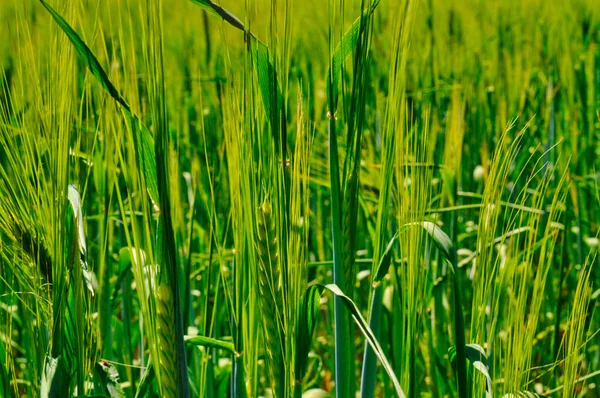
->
{"left": 448, "top": 344, "right": 492, "bottom": 398}
{"left": 37, "top": 0, "right": 128, "bottom": 109}
{"left": 38, "top": 0, "right": 159, "bottom": 207}
{"left": 41, "top": 356, "right": 68, "bottom": 398}
{"left": 372, "top": 224, "right": 413, "bottom": 283}
{"left": 320, "top": 283, "right": 406, "bottom": 398}
{"left": 134, "top": 358, "right": 156, "bottom": 398}
{"left": 417, "top": 221, "right": 467, "bottom": 397}
{"left": 93, "top": 360, "right": 126, "bottom": 398}
{"left": 326, "top": 0, "right": 380, "bottom": 115}
{"left": 188, "top": 0, "right": 284, "bottom": 153}
{"left": 251, "top": 40, "right": 284, "bottom": 153}
{"left": 295, "top": 284, "right": 321, "bottom": 385}
{"left": 188, "top": 0, "right": 245, "bottom": 31}
{"left": 66, "top": 184, "right": 94, "bottom": 296}
{"left": 185, "top": 336, "right": 236, "bottom": 355}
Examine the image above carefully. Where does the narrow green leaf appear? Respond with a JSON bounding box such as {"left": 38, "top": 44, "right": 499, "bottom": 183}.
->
{"left": 128, "top": 116, "right": 160, "bottom": 209}
{"left": 94, "top": 361, "right": 125, "bottom": 398}
{"left": 327, "top": 116, "right": 349, "bottom": 398}
{"left": 41, "top": 356, "right": 58, "bottom": 398}
{"left": 184, "top": 336, "right": 236, "bottom": 355}
{"left": 373, "top": 235, "right": 396, "bottom": 282}
{"left": 41, "top": 356, "right": 68, "bottom": 398}
{"left": 449, "top": 344, "right": 492, "bottom": 398}
{"left": 38, "top": 0, "right": 128, "bottom": 108}
{"left": 188, "top": 0, "right": 283, "bottom": 153}
{"left": 251, "top": 40, "right": 283, "bottom": 145}
{"left": 326, "top": 0, "right": 380, "bottom": 114}
{"left": 134, "top": 358, "right": 156, "bottom": 398}
{"left": 39, "top": 0, "right": 159, "bottom": 207}
{"left": 373, "top": 224, "right": 411, "bottom": 282}
{"left": 189, "top": 0, "right": 245, "bottom": 32}
{"left": 295, "top": 285, "right": 322, "bottom": 382}
{"left": 319, "top": 284, "right": 406, "bottom": 398}
{"left": 188, "top": 0, "right": 221, "bottom": 18}
{"left": 418, "top": 221, "right": 458, "bottom": 271}
{"left": 360, "top": 282, "right": 384, "bottom": 398}
{"left": 67, "top": 185, "right": 94, "bottom": 296}
{"left": 416, "top": 221, "right": 467, "bottom": 397}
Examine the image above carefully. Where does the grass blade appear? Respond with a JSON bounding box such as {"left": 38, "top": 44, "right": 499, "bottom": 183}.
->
{"left": 327, "top": 115, "right": 350, "bottom": 397}
{"left": 448, "top": 344, "right": 492, "bottom": 398}
{"left": 320, "top": 284, "right": 406, "bottom": 398}
{"left": 326, "top": 0, "right": 380, "bottom": 115}
{"left": 416, "top": 221, "right": 467, "bottom": 397}
{"left": 295, "top": 285, "right": 322, "bottom": 387}
{"left": 37, "top": 0, "right": 128, "bottom": 109}
{"left": 189, "top": 0, "right": 245, "bottom": 31}
{"left": 93, "top": 361, "right": 125, "bottom": 398}
{"left": 41, "top": 356, "right": 68, "bottom": 398}
{"left": 185, "top": 336, "right": 236, "bottom": 355}
{"left": 67, "top": 185, "right": 94, "bottom": 296}
{"left": 134, "top": 359, "right": 156, "bottom": 398}
{"left": 189, "top": 0, "right": 284, "bottom": 153}
{"left": 38, "top": 0, "right": 159, "bottom": 206}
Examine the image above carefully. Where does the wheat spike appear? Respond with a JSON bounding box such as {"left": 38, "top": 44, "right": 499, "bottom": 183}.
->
{"left": 256, "top": 198, "right": 284, "bottom": 397}
{"left": 155, "top": 283, "right": 178, "bottom": 398}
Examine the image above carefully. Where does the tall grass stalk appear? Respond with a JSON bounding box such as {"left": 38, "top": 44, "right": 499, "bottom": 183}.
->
{"left": 361, "top": 0, "right": 415, "bottom": 395}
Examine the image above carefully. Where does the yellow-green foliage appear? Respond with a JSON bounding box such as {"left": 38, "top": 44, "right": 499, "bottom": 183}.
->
{"left": 0, "top": 0, "right": 598, "bottom": 397}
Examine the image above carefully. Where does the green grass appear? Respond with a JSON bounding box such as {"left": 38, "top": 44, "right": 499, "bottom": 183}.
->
{"left": 0, "top": 0, "right": 599, "bottom": 397}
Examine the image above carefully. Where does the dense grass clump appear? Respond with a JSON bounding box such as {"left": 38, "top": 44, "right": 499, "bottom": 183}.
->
{"left": 0, "top": 0, "right": 599, "bottom": 397}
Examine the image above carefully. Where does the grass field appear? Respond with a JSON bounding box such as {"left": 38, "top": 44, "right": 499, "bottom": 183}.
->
{"left": 0, "top": 0, "right": 599, "bottom": 397}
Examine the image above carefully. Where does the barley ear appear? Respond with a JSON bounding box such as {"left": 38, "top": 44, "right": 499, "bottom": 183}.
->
{"left": 256, "top": 198, "right": 284, "bottom": 396}
{"left": 155, "top": 283, "right": 178, "bottom": 398}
